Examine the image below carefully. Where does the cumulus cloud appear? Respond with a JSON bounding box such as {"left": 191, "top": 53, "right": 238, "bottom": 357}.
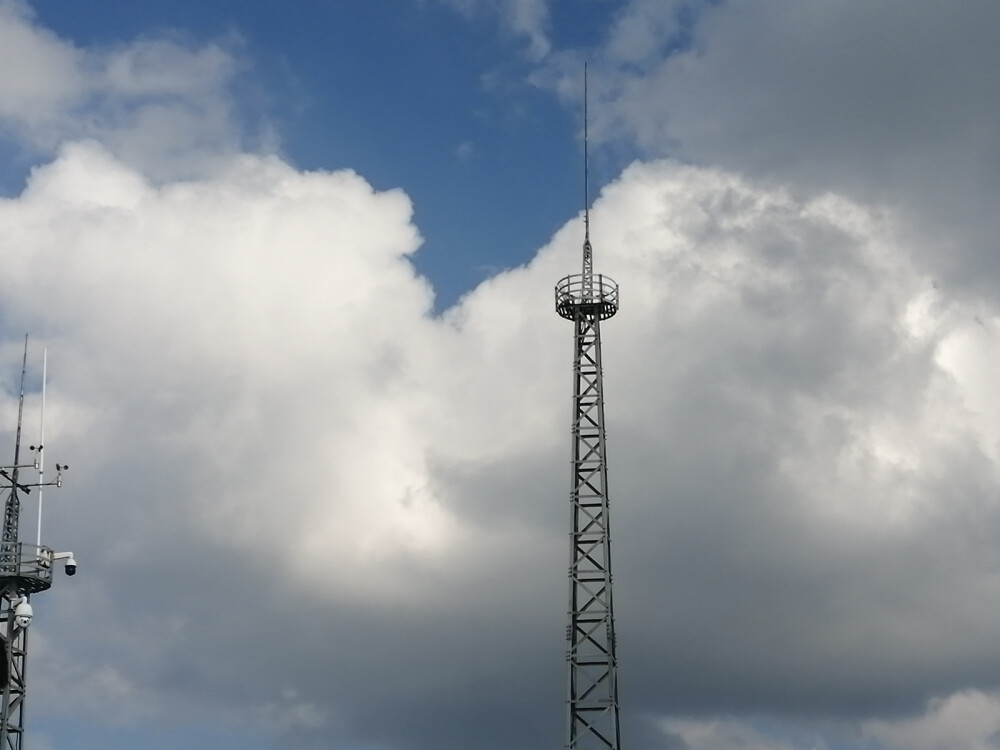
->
{"left": 0, "top": 136, "right": 568, "bottom": 747}
{"left": 570, "top": 0, "right": 1000, "bottom": 296}
{"left": 7, "top": 141, "right": 1000, "bottom": 750}
{"left": 0, "top": 0, "right": 253, "bottom": 180}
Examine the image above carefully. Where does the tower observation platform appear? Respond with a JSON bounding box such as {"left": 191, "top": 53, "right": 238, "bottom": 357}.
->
{"left": 0, "top": 544, "right": 54, "bottom": 597}
{"left": 555, "top": 272, "right": 619, "bottom": 322}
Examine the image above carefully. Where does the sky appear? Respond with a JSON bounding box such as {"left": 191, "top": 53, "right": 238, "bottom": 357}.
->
{"left": 2, "top": 1, "right": 1000, "bottom": 749}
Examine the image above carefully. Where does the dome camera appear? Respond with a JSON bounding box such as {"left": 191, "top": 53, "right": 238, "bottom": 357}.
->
{"left": 52, "top": 551, "right": 77, "bottom": 576}
{"left": 13, "top": 601, "right": 32, "bottom": 628}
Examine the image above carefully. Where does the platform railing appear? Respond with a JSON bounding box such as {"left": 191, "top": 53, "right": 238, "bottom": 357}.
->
{"left": 0, "top": 542, "right": 53, "bottom": 592}
{"left": 555, "top": 273, "right": 620, "bottom": 321}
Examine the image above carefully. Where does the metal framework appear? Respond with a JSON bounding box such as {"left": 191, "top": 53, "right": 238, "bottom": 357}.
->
{"left": 0, "top": 342, "right": 70, "bottom": 750}
{"left": 0, "top": 545, "right": 54, "bottom": 750}
{"left": 555, "top": 70, "right": 622, "bottom": 748}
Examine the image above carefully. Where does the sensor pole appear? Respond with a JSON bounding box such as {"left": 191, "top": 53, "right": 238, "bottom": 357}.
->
{"left": 0, "top": 340, "right": 72, "bottom": 750}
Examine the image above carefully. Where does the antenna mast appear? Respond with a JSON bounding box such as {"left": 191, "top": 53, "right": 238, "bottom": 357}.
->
{"left": 34, "top": 350, "right": 45, "bottom": 549}
{"left": 0, "top": 340, "right": 74, "bottom": 750}
{"left": 2, "top": 340, "right": 28, "bottom": 554}
{"left": 554, "top": 65, "right": 623, "bottom": 750}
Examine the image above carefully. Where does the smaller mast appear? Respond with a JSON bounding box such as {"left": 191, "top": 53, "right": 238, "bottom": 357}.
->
{"left": 2, "top": 338, "right": 29, "bottom": 555}
{"left": 34, "top": 351, "right": 45, "bottom": 549}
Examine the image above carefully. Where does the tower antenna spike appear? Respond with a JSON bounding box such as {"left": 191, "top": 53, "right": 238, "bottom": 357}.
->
{"left": 584, "top": 62, "right": 590, "bottom": 247}
{"left": 582, "top": 63, "right": 593, "bottom": 293}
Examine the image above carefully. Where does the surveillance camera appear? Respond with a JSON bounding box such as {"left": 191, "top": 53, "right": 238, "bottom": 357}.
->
{"left": 13, "top": 601, "right": 32, "bottom": 628}
{"left": 52, "top": 551, "right": 77, "bottom": 575}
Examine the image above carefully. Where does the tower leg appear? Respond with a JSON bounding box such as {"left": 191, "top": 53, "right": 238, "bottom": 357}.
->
{"left": 0, "top": 586, "right": 27, "bottom": 750}
{"left": 565, "top": 313, "right": 621, "bottom": 750}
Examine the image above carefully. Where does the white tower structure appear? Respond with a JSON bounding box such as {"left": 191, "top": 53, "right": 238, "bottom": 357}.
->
{"left": 555, "top": 69, "right": 622, "bottom": 750}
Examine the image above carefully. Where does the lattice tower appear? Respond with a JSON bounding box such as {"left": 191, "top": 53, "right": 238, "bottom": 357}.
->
{"left": 554, "top": 66, "right": 622, "bottom": 750}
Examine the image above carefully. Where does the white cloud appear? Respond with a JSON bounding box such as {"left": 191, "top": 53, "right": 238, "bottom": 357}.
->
{"left": 436, "top": 0, "right": 551, "bottom": 59}
{"left": 2, "top": 139, "right": 445, "bottom": 575}
{"left": 0, "top": 0, "right": 250, "bottom": 180}
{"left": 0, "top": 0, "right": 85, "bottom": 129}
{"left": 11, "top": 141, "right": 1000, "bottom": 749}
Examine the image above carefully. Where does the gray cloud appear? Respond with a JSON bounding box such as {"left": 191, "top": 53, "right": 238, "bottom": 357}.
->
{"left": 550, "top": 1, "right": 1000, "bottom": 298}
{"left": 11, "top": 143, "right": 1000, "bottom": 750}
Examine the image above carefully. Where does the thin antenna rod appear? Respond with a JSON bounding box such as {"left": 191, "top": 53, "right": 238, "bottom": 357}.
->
{"left": 3, "top": 335, "right": 29, "bottom": 551}
{"left": 36, "top": 349, "right": 46, "bottom": 547}
{"left": 584, "top": 63, "right": 590, "bottom": 245}
{"left": 582, "top": 63, "right": 594, "bottom": 296}
{"left": 13, "top": 336, "right": 27, "bottom": 470}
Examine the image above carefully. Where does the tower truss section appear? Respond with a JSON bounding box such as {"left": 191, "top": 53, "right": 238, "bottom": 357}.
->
{"left": 555, "top": 264, "right": 621, "bottom": 750}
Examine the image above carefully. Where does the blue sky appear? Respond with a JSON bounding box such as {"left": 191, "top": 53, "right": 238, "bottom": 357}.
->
{"left": 27, "top": 0, "right": 627, "bottom": 310}
{"left": 5, "top": 2, "right": 1000, "bottom": 750}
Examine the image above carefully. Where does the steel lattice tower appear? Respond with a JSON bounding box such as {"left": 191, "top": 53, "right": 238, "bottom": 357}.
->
{"left": 0, "top": 341, "right": 73, "bottom": 750}
{"left": 555, "top": 69, "right": 622, "bottom": 750}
